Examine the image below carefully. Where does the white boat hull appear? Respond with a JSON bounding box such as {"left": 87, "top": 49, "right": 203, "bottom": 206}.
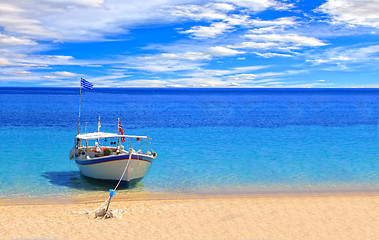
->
{"left": 75, "top": 154, "right": 153, "bottom": 182}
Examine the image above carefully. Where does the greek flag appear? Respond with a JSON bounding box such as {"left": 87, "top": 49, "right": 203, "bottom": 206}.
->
{"left": 80, "top": 78, "right": 93, "bottom": 90}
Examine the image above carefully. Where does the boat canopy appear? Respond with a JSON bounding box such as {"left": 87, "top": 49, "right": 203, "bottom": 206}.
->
{"left": 76, "top": 132, "right": 149, "bottom": 140}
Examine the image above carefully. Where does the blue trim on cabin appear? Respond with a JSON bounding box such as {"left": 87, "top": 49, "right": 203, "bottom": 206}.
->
{"left": 75, "top": 154, "right": 153, "bottom": 165}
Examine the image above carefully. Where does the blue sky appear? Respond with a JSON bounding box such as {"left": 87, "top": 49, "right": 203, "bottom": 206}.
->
{"left": 0, "top": 0, "right": 378, "bottom": 88}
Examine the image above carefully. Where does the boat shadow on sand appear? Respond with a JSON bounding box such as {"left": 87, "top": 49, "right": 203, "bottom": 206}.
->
{"left": 42, "top": 171, "right": 144, "bottom": 191}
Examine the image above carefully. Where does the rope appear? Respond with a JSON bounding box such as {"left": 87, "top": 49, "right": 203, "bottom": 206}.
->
{"left": 86, "top": 196, "right": 110, "bottom": 215}
{"left": 74, "top": 148, "right": 133, "bottom": 216}
{"left": 114, "top": 148, "right": 133, "bottom": 191}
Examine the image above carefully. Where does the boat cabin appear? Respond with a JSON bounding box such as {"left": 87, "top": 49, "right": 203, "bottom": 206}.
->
{"left": 73, "top": 132, "right": 154, "bottom": 159}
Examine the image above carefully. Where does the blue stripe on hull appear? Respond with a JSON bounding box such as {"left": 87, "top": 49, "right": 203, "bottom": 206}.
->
{"left": 75, "top": 154, "right": 153, "bottom": 165}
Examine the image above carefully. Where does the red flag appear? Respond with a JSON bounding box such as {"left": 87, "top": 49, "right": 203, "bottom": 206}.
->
{"left": 118, "top": 119, "right": 125, "bottom": 143}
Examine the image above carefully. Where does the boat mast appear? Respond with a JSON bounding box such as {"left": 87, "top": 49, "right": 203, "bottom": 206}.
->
{"left": 77, "top": 79, "right": 82, "bottom": 135}
{"left": 98, "top": 116, "right": 101, "bottom": 132}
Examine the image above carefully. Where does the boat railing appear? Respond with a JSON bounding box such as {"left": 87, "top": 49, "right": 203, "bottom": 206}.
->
{"left": 120, "top": 135, "right": 154, "bottom": 156}
{"left": 76, "top": 134, "right": 155, "bottom": 157}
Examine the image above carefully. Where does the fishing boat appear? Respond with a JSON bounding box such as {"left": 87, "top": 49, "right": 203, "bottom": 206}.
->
{"left": 69, "top": 78, "right": 157, "bottom": 184}
{"left": 69, "top": 129, "right": 157, "bottom": 183}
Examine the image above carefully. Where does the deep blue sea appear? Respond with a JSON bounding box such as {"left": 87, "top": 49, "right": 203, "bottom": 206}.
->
{"left": 0, "top": 87, "right": 378, "bottom": 199}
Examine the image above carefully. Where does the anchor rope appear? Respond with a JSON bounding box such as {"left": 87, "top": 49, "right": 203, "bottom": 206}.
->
{"left": 114, "top": 148, "right": 133, "bottom": 192}
{"left": 76, "top": 148, "right": 133, "bottom": 215}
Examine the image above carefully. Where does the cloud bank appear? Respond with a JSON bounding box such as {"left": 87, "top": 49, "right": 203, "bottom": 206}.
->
{"left": 0, "top": 0, "right": 378, "bottom": 87}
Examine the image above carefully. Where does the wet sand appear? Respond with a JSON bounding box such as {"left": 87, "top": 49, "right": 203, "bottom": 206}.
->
{"left": 0, "top": 192, "right": 378, "bottom": 240}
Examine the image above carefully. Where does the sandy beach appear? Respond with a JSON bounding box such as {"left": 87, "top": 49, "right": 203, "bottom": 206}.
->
{"left": 0, "top": 192, "right": 378, "bottom": 240}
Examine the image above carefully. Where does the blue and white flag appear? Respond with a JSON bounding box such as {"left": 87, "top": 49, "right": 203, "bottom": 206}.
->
{"left": 80, "top": 78, "right": 93, "bottom": 90}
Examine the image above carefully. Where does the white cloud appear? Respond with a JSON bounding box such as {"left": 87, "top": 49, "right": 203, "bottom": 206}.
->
{"left": 0, "top": 2, "right": 59, "bottom": 39}
{"left": 210, "top": 3, "right": 236, "bottom": 11}
{"left": 255, "top": 52, "right": 293, "bottom": 58}
{"left": 0, "top": 74, "right": 41, "bottom": 83}
{"left": 141, "top": 52, "right": 211, "bottom": 61}
{"left": 19, "top": 55, "right": 75, "bottom": 67}
{"left": 170, "top": 64, "right": 272, "bottom": 87}
{"left": 0, "top": 57, "right": 36, "bottom": 67}
{"left": 0, "top": 0, "right": 291, "bottom": 44}
{"left": 207, "top": 46, "right": 245, "bottom": 56}
{"left": 54, "top": 71, "right": 78, "bottom": 77}
{"left": 0, "top": 0, "right": 376, "bottom": 88}
{"left": 306, "top": 59, "right": 329, "bottom": 65}
{"left": 187, "top": 69, "right": 232, "bottom": 78}
{"left": 0, "top": 0, "right": 200, "bottom": 41}
{"left": 135, "top": 45, "right": 245, "bottom": 72}
{"left": 233, "top": 65, "right": 268, "bottom": 72}
{"left": 306, "top": 44, "right": 379, "bottom": 68}
{"left": 0, "top": 33, "right": 36, "bottom": 45}
{"left": 229, "top": 32, "right": 323, "bottom": 58}
{"left": 169, "top": 67, "right": 307, "bottom": 88}
{"left": 231, "top": 41, "right": 277, "bottom": 49}
{"left": 184, "top": 65, "right": 267, "bottom": 79}
{"left": 280, "top": 82, "right": 332, "bottom": 88}
{"left": 318, "top": 0, "right": 379, "bottom": 28}
{"left": 168, "top": 3, "right": 229, "bottom": 21}
{"left": 224, "top": 14, "right": 251, "bottom": 26}
{"left": 227, "top": 73, "right": 257, "bottom": 80}
{"left": 245, "top": 33, "right": 327, "bottom": 47}
{"left": 0, "top": 69, "right": 32, "bottom": 76}
{"left": 176, "top": 3, "right": 295, "bottom": 39}
{"left": 251, "top": 69, "right": 307, "bottom": 79}
{"left": 250, "top": 26, "right": 277, "bottom": 34}
{"left": 175, "top": 5, "right": 249, "bottom": 39}
{"left": 250, "top": 17, "right": 297, "bottom": 27}
{"left": 180, "top": 22, "right": 233, "bottom": 38}
{"left": 43, "top": 75, "right": 60, "bottom": 79}
{"left": 220, "top": 0, "right": 292, "bottom": 12}
{"left": 127, "top": 59, "right": 204, "bottom": 73}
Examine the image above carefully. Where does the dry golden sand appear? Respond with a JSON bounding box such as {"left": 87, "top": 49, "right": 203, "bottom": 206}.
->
{"left": 0, "top": 193, "right": 378, "bottom": 240}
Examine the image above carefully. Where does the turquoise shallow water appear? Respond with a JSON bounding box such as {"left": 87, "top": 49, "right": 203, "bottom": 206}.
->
{"left": 0, "top": 88, "right": 378, "bottom": 198}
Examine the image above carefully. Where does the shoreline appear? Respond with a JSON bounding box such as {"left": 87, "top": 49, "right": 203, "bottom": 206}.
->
{"left": 1, "top": 188, "right": 378, "bottom": 206}
{"left": 2, "top": 179, "right": 378, "bottom": 204}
